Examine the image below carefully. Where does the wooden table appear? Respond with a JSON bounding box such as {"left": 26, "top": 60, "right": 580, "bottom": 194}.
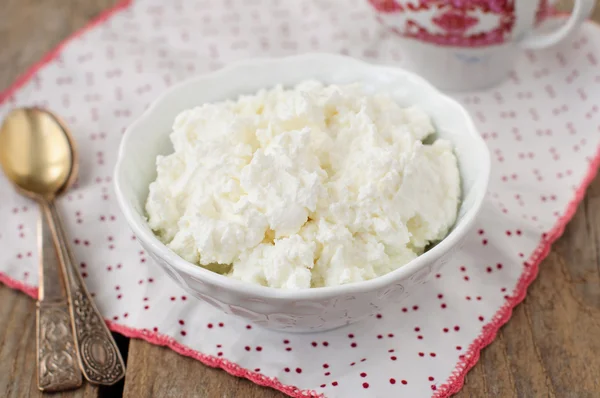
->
{"left": 1, "top": 1, "right": 599, "bottom": 397}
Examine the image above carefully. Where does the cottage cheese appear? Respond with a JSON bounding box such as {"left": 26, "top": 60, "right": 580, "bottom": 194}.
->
{"left": 146, "top": 81, "right": 460, "bottom": 289}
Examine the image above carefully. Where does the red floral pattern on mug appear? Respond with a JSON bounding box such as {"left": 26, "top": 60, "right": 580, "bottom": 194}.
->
{"left": 370, "top": 0, "right": 552, "bottom": 47}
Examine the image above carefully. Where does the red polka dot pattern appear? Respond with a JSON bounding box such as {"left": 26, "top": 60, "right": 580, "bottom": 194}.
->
{"left": 0, "top": 1, "right": 600, "bottom": 398}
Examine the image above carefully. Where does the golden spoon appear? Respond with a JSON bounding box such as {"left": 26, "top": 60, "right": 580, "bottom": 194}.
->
{"left": 1, "top": 108, "right": 81, "bottom": 391}
{"left": 0, "top": 108, "right": 125, "bottom": 388}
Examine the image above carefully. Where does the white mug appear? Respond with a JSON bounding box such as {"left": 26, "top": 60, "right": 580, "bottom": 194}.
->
{"left": 369, "top": 0, "right": 596, "bottom": 91}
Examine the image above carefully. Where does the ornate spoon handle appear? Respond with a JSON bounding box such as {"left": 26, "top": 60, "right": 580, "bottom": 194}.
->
{"left": 37, "top": 210, "right": 82, "bottom": 392}
{"left": 43, "top": 201, "right": 125, "bottom": 385}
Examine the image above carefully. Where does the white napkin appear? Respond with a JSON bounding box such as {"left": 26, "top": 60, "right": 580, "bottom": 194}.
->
{"left": 1, "top": 0, "right": 599, "bottom": 396}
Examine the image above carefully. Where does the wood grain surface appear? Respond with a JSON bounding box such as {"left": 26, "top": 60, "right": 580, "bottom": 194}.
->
{"left": 1, "top": 1, "right": 599, "bottom": 397}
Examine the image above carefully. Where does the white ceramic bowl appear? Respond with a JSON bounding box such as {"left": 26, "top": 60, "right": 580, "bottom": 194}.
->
{"left": 114, "top": 53, "right": 490, "bottom": 333}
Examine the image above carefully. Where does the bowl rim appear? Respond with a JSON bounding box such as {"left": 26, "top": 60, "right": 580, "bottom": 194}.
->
{"left": 114, "top": 52, "right": 490, "bottom": 300}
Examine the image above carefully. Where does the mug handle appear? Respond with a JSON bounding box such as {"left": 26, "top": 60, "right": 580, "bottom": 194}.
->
{"left": 520, "top": 0, "right": 596, "bottom": 49}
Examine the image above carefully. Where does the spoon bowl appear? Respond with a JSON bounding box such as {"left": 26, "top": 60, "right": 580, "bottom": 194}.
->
{"left": 0, "top": 108, "right": 77, "bottom": 198}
